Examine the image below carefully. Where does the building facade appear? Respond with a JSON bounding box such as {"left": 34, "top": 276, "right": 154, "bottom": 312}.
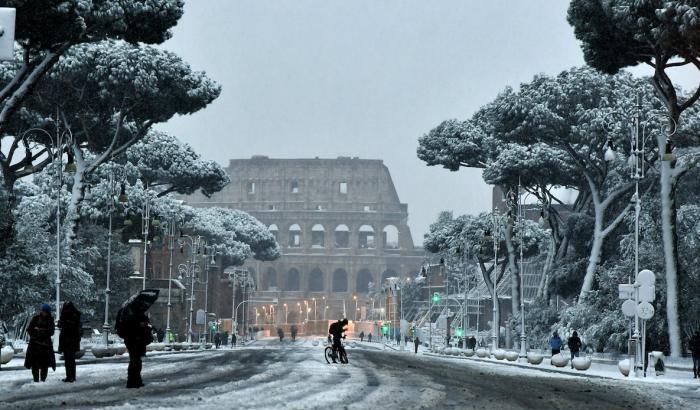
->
{"left": 144, "top": 156, "right": 425, "bottom": 335}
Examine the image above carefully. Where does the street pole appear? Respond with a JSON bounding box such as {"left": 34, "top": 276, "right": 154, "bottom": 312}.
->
{"left": 518, "top": 178, "right": 527, "bottom": 361}
{"left": 102, "top": 172, "right": 116, "bottom": 345}
{"left": 165, "top": 220, "right": 176, "bottom": 342}
{"left": 491, "top": 209, "right": 499, "bottom": 352}
{"left": 428, "top": 264, "right": 432, "bottom": 350}
{"left": 313, "top": 298, "right": 317, "bottom": 321}
{"left": 141, "top": 188, "right": 150, "bottom": 291}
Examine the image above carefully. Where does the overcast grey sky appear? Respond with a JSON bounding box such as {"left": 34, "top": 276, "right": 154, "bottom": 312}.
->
{"left": 157, "top": 1, "right": 698, "bottom": 246}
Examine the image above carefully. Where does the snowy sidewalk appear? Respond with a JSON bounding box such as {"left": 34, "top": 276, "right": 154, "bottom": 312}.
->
{"left": 422, "top": 351, "right": 700, "bottom": 387}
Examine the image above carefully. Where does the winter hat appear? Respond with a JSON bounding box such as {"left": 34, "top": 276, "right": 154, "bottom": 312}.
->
{"left": 41, "top": 303, "right": 51, "bottom": 312}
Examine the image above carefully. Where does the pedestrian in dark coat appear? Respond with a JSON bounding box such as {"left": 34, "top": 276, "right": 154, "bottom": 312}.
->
{"left": 689, "top": 330, "right": 700, "bottom": 379}
{"left": 368, "top": 333, "right": 372, "bottom": 343}
{"left": 414, "top": 336, "right": 420, "bottom": 354}
{"left": 231, "top": 333, "right": 237, "bottom": 347}
{"left": 116, "top": 290, "right": 159, "bottom": 389}
{"left": 24, "top": 304, "right": 56, "bottom": 382}
{"left": 58, "top": 301, "right": 81, "bottom": 383}
{"left": 567, "top": 330, "right": 582, "bottom": 369}
{"left": 359, "top": 331, "right": 365, "bottom": 342}
{"left": 214, "top": 332, "right": 221, "bottom": 349}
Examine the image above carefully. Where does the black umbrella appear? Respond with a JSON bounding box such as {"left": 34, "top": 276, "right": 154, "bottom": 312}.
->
{"left": 122, "top": 288, "right": 160, "bottom": 312}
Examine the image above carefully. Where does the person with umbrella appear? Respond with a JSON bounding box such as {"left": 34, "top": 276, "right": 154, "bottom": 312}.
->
{"left": 115, "top": 289, "right": 159, "bottom": 389}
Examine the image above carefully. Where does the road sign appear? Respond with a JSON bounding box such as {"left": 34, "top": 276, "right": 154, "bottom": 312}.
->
{"left": 621, "top": 299, "right": 637, "bottom": 317}
{"left": 637, "top": 269, "right": 655, "bottom": 286}
{"left": 618, "top": 284, "right": 634, "bottom": 300}
{"left": 638, "top": 285, "right": 655, "bottom": 302}
{"left": 636, "top": 302, "right": 655, "bottom": 320}
{"left": 196, "top": 309, "right": 206, "bottom": 325}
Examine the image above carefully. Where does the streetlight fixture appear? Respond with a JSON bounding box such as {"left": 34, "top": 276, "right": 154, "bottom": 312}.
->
{"left": 284, "top": 303, "right": 288, "bottom": 324}
{"left": 102, "top": 171, "right": 127, "bottom": 345}
{"left": 161, "top": 218, "right": 181, "bottom": 343}
{"left": 353, "top": 295, "right": 358, "bottom": 321}
{"left": 312, "top": 297, "right": 316, "bottom": 321}
{"left": 486, "top": 208, "right": 501, "bottom": 351}
{"left": 178, "top": 234, "right": 206, "bottom": 344}
{"left": 140, "top": 186, "right": 152, "bottom": 291}
{"left": 604, "top": 95, "right": 677, "bottom": 377}
{"left": 21, "top": 119, "right": 73, "bottom": 333}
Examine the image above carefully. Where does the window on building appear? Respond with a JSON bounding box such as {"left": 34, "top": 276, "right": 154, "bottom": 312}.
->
{"left": 363, "top": 205, "right": 372, "bottom": 212}
{"left": 291, "top": 181, "right": 299, "bottom": 193}
{"left": 334, "top": 224, "right": 350, "bottom": 248}
{"left": 311, "top": 224, "right": 325, "bottom": 248}
{"left": 339, "top": 182, "right": 348, "bottom": 194}
{"left": 247, "top": 181, "right": 255, "bottom": 194}
{"left": 268, "top": 224, "right": 279, "bottom": 242}
{"left": 288, "top": 224, "right": 302, "bottom": 248}
{"left": 268, "top": 204, "right": 276, "bottom": 211}
{"left": 383, "top": 225, "right": 399, "bottom": 249}
{"left": 359, "top": 225, "right": 375, "bottom": 249}
{"left": 315, "top": 204, "right": 323, "bottom": 211}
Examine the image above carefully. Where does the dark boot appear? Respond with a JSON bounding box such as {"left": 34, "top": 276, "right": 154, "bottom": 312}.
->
{"left": 32, "top": 367, "right": 39, "bottom": 382}
{"left": 40, "top": 367, "right": 48, "bottom": 382}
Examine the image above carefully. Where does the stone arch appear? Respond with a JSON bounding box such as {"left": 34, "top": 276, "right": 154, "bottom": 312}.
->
{"left": 381, "top": 269, "right": 399, "bottom": 285}
{"left": 359, "top": 225, "right": 376, "bottom": 249}
{"left": 311, "top": 224, "right": 325, "bottom": 248}
{"left": 268, "top": 224, "right": 279, "bottom": 242}
{"left": 286, "top": 268, "right": 301, "bottom": 291}
{"left": 288, "top": 224, "right": 302, "bottom": 248}
{"left": 334, "top": 224, "right": 350, "bottom": 248}
{"left": 309, "top": 268, "right": 324, "bottom": 292}
{"left": 332, "top": 268, "right": 348, "bottom": 292}
{"left": 263, "top": 268, "right": 277, "bottom": 290}
{"left": 382, "top": 225, "right": 399, "bottom": 249}
{"left": 356, "top": 269, "right": 374, "bottom": 294}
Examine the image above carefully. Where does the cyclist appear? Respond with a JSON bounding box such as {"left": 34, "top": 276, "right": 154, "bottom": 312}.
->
{"left": 328, "top": 318, "right": 348, "bottom": 363}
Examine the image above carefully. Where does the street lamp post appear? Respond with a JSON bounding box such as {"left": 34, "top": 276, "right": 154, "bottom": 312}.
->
{"left": 141, "top": 187, "right": 151, "bottom": 291}
{"left": 312, "top": 298, "right": 316, "bottom": 321}
{"left": 102, "top": 172, "right": 127, "bottom": 345}
{"left": 605, "top": 95, "right": 677, "bottom": 377}
{"left": 162, "top": 219, "right": 180, "bottom": 343}
{"left": 353, "top": 295, "right": 358, "bottom": 321}
{"left": 489, "top": 209, "right": 501, "bottom": 351}
{"left": 178, "top": 234, "right": 205, "bottom": 344}
{"left": 284, "top": 303, "right": 288, "bottom": 324}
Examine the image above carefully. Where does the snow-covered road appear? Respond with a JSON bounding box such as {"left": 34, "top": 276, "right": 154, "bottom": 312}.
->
{"left": 1, "top": 339, "right": 699, "bottom": 409}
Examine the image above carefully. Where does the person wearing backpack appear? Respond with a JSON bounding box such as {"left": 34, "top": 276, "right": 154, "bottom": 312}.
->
{"left": 116, "top": 299, "right": 153, "bottom": 388}
{"left": 567, "top": 330, "right": 582, "bottom": 369}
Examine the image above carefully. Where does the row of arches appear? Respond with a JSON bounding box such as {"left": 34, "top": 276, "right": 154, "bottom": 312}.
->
{"left": 269, "top": 224, "right": 399, "bottom": 249}
{"left": 261, "top": 267, "right": 401, "bottom": 293}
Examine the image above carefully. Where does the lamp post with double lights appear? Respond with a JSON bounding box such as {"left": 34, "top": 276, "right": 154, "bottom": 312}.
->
{"left": 178, "top": 234, "right": 206, "bottom": 344}
{"left": 21, "top": 121, "right": 74, "bottom": 333}
{"left": 101, "top": 171, "right": 128, "bottom": 345}
{"left": 312, "top": 298, "right": 317, "bottom": 321}
{"left": 484, "top": 209, "right": 502, "bottom": 351}
{"left": 604, "top": 95, "right": 677, "bottom": 377}
{"left": 226, "top": 268, "right": 250, "bottom": 339}
{"left": 202, "top": 245, "right": 216, "bottom": 342}
{"left": 161, "top": 219, "right": 182, "bottom": 343}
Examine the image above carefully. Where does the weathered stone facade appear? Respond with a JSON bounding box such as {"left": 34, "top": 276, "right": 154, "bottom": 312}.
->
{"left": 184, "top": 156, "right": 425, "bottom": 325}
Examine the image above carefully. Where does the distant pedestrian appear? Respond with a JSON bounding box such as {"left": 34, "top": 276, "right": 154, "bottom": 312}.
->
{"left": 231, "top": 333, "right": 237, "bottom": 347}
{"left": 359, "top": 331, "right": 365, "bottom": 342}
{"left": 58, "top": 301, "right": 82, "bottom": 383}
{"left": 290, "top": 325, "right": 298, "bottom": 341}
{"left": 115, "top": 289, "right": 158, "bottom": 388}
{"left": 690, "top": 330, "right": 700, "bottom": 379}
{"left": 468, "top": 336, "right": 477, "bottom": 350}
{"left": 368, "top": 333, "right": 372, "bottom": 343}
{"left": 214, "top": 332, "right": 221, "bottom": 349}
{"left": 567, "top": 331, "right": 582, "bottom": 369}
{"left": 24, "top": 304, "right": 56, "bottom": 382}
{"left": 414, "top": 336, "right": 420, "bottom": 354}
{"left": 549, "top": 332, "right": 562, "bottom": 356}
{"left": 277, "top": 327, "right": 284, "bottom": 342}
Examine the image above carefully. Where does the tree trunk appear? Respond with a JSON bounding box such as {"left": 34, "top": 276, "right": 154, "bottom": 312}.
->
{"left": 62, "top": 146, "right": 87, "bottom": 249}
{"left": 503, "top": 222, "right": 520, "bottom": 316}
{"left": 659, "top": 138, "right": 681, "bottom": 357}
{"left": 579, "top": 207, "right": 604, "bottom": 299}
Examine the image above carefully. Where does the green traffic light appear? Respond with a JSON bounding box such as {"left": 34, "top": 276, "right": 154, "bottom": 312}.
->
{"left": 432, "top": 292, "right": 441, "bottom": 303}
{"left": 455, "top": 328, "right": 463, "bottom": 337}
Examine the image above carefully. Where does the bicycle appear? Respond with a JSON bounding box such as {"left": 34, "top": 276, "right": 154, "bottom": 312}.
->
{"left": 324, "top": 338, "right": 348, "bottom": 364}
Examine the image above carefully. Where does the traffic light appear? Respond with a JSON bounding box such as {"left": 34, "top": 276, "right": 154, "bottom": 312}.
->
{"left": 455, "top": 328, "right": 463, "bottom": 338}
{"left": 382, "top": 324, "right": 389, "bottom": 334}
{"left": 432, "top": 292, "right": 441, "bottom": 303}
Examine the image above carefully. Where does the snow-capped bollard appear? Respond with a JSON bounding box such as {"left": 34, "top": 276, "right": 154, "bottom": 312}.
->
{"left": 153, "top": 343, "right": 165, "bottom": 351}
{"left": 172, "top": 343, "right": 183, "bottom": 351}
{"left": 0, "top": 345, "right": 14, "bottom": 364}
{"left": 312, "top": 340, "right": 319, "bottom": 346}
{"left": 618, "top": 358, "right": 631, "bottom": 376}
{"left": 114, "top": 345, "right": 127, "bottom": 355}
{"left": 463, "top": 349, "right": 475, "bottom": 357}
{"left": 550, "top": 353, "right": 569, "bottom": 367}
{"left": 476, "top": 348, "right": 489, "bottom": 358}
{"left": 505, "top": 351, "right": 519, "bottom": 361}
{"left": 572, "top": 357, "right": 592, "bottom": 371}
{"left": 493, "top": 349, "right": 507, "bottom": 360}
{"left": 526, "top": 352, "right": 543, "bottom": 365}
{"left": 91, "top": 346, "right": 115, "bottom": 358}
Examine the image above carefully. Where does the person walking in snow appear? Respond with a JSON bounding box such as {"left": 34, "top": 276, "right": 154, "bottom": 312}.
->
{"left": 58, "top": 301, "right": 82, "bottom": 383}
{"left": 414, "top": 336, "right": 420, "bottom": 354}
{"left": 359, "top": 331, "right": 365, "bottom": 342}
{"left": 367, "top": 333, "right": 372, "bottom": 343}
{"left": 690, "top": 330, "right": 700, "bottom": 379}
{"left": 24, "top": 304, "right": 56, "bottom": 382}
{"left": 214, "top": 332, "right": 221, "bottom": 349}
{"left": 549, "top": 332, "right": 562, "bottom": 356}
{"left": 567, "top": 330, "right": 582, "bottom": 368}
